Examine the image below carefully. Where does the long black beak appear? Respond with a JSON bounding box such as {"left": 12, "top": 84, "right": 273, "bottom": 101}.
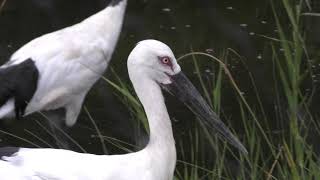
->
{"left": 161, "top": 72, "right": 247, "bottom": 154}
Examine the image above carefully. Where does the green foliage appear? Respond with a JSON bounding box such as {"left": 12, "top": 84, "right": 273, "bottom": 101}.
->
{"left": 104, "top": 0, "right": 320, "bottom": 179}
{"left": 3, "top": 0, "right": 317, "bottom": 179}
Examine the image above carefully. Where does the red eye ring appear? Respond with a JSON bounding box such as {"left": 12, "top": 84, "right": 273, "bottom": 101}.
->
{"left": 159, "top": 56, "right": 172, "bottom": 66}
{"left": 162, "top": 57, "right": 170, "bottom": 64}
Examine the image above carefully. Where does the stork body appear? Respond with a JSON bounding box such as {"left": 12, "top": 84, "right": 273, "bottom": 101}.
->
{"left": 0, "top": 0, "right": 127, "bottom": 127}
{"left": 0, "top": 40, "right": 246, "bottom": 180}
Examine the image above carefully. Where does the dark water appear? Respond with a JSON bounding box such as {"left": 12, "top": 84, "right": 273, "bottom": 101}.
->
{"left": 0, "top": 0, "right": 320, "bottom": 173}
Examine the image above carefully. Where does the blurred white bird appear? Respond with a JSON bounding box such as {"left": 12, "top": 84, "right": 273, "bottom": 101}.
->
{"left": 0, "top": 0, "right": 127, "bottom": 148}
{"left": 0, "top": 40, "right": 247, "bottom": 180}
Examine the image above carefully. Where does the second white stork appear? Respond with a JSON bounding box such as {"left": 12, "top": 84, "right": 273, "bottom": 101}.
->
{"left": 0, "top": 40, "right": 247, "bottom": 180}
{"left": 0, "top": 0, "right": 127, "bottom": 147}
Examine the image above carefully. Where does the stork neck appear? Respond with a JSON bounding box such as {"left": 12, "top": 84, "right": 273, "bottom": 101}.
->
{"left": 131, "top": 75, "right": 176, "bottom": 174}
{"left": 134, "top": 79, "right": 175, "bottom": 146}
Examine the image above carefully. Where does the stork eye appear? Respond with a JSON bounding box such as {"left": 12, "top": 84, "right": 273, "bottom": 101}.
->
{"left": 159, "top": 56, "right": 172, "bottom": 66}
{"left": 162, "top": 57, "right": 169, "bottom": 64}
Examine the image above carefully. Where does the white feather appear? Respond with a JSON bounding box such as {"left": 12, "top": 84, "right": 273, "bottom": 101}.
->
{"left": 0, "top": 40, "right": 180, "bottom": 180}
{"left": 0, "top": 0, "right": 127, "bottom": 127}
{"left": 0, "top": 99, "right": 15, "bottom": 118}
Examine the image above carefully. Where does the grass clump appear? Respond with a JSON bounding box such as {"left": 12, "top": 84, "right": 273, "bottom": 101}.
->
{"left": 105, "top": 0, "right": 320, "bottom": 179}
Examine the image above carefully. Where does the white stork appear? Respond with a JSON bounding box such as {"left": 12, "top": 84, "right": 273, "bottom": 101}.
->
{"left": 0, "top": 40, "right": 247, "bottom": 180}
{"left": 0, "top": 0, "right": 127, "bottom": 147}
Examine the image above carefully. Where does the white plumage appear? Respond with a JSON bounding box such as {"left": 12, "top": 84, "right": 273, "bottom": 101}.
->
{"left": 0, "top": 0, "right": 127, "bottom": 127}
{"left": 0, "top": 40, "right": 246, "bottom": 180}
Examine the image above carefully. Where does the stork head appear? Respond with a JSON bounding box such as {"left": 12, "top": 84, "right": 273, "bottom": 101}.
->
{"left": 128, "top": 40, "right": 181, "bottom": 85}
{"left": 128, "top": 39, "right": 247, "bottom": 154}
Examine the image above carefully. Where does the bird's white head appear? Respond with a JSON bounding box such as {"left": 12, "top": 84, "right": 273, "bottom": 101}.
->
{"left": 128, "top": 40, "right": 181, "bottom": 85}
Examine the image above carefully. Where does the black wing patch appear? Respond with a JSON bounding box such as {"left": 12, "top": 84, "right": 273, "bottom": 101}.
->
{"left": 0, "top": 59, "right": 39, "bottom": 119}
{"left": 0, "top": 147, "right": 20, "bottom": 159}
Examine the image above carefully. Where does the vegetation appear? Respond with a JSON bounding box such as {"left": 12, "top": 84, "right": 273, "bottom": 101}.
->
{"left": 1, "top": 0, "right": 319, "bottom": 179}
{"left": 104, "top": 0, "right": 320, "bottom": 179}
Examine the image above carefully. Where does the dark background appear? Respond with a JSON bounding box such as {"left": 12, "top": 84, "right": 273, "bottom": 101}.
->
{"left": 0, "top": 0, "right": 319, "bottom": 169}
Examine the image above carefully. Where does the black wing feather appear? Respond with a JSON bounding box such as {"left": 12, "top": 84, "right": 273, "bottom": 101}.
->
{"left": 0, "top": 59, "right": 39, "bottom": 119}
{"left": 0, "top": 147, "right": 20, "bottom": 159}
